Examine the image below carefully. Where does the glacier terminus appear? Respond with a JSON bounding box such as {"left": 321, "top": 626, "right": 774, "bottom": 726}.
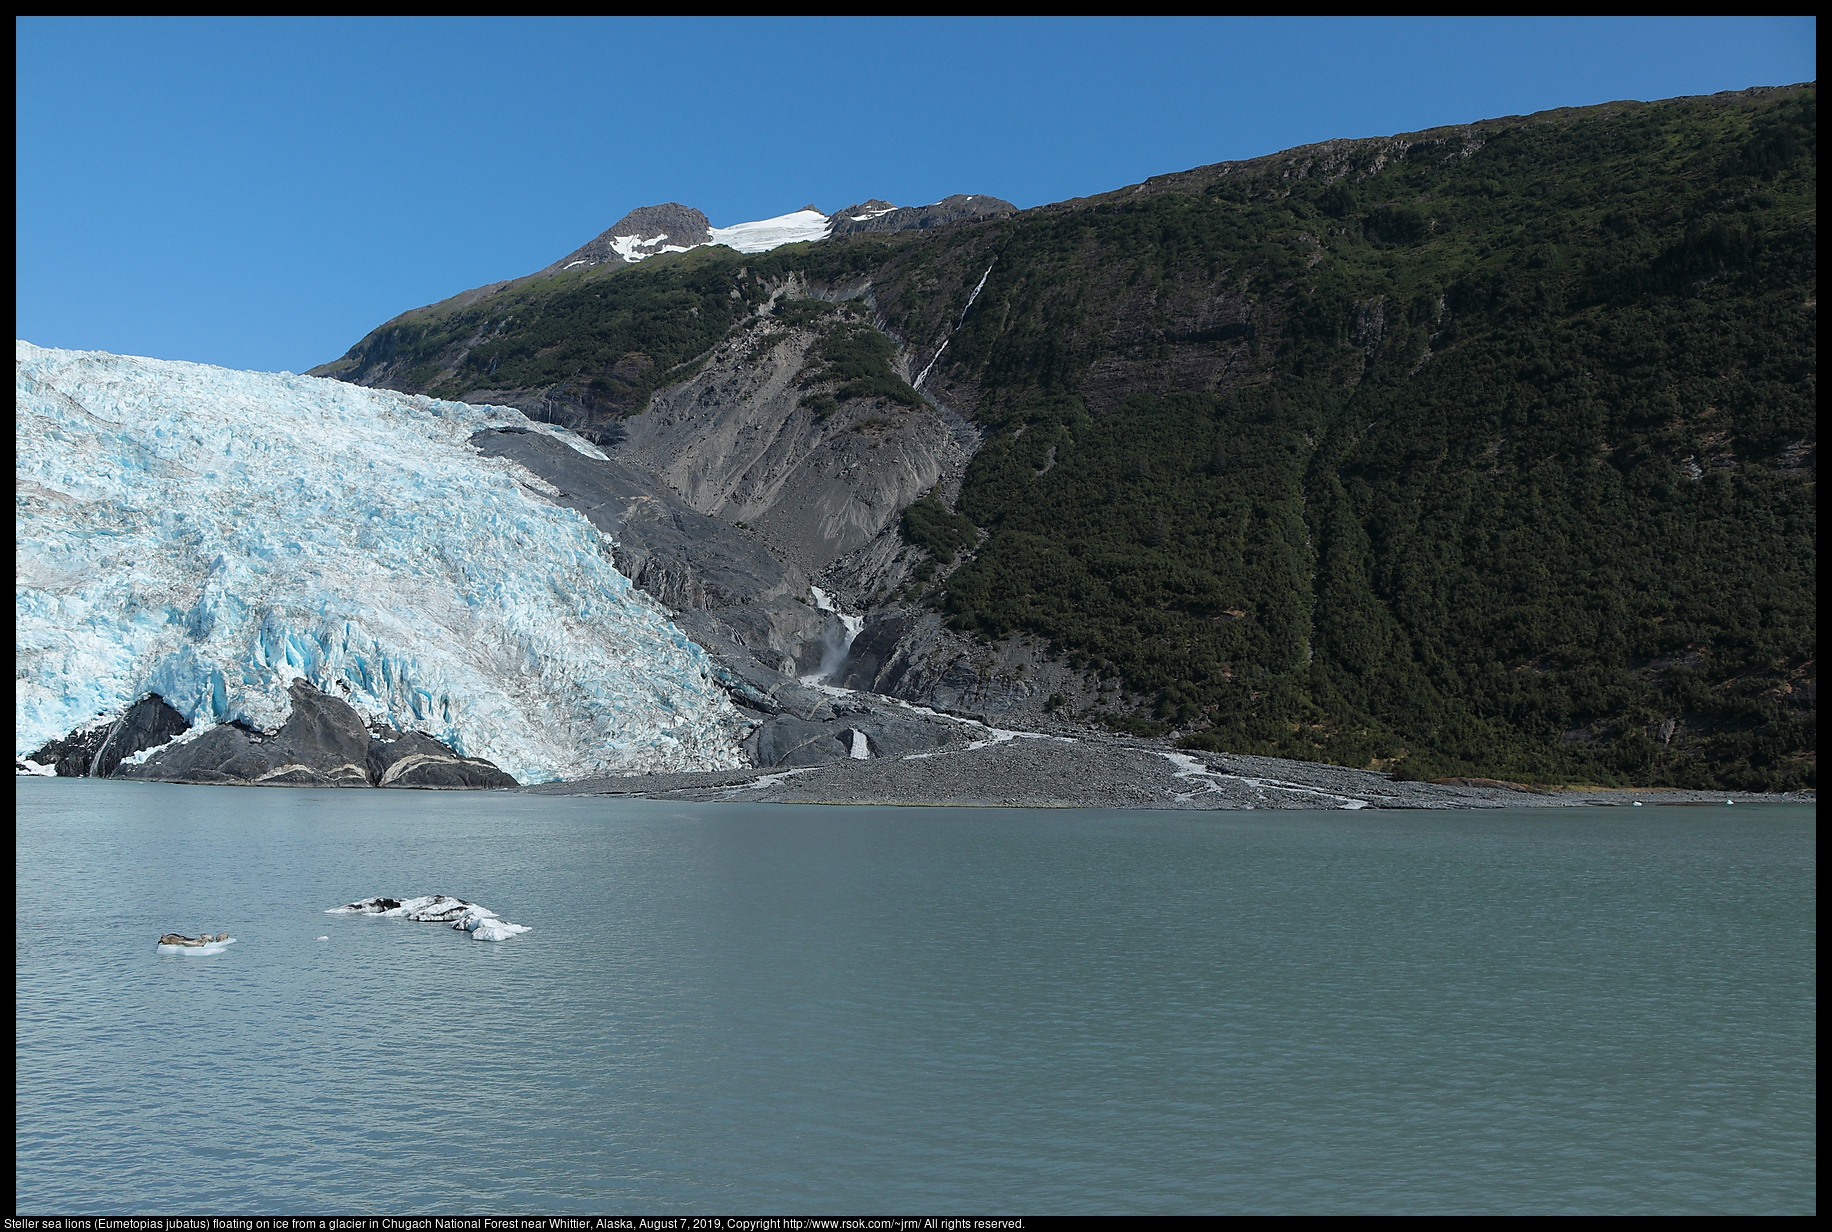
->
{"left": 15, "top": 340, "right": 751, "bottom": 784}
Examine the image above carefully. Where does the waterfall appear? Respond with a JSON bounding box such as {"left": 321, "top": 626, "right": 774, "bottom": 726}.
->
{"left": 914, "top": 261, "right": 995, "bottom": 390}
{"left": 804, "top": 586, "right": 864, "bottom": 685}
{"left": 913, "top": 340, "right": 949, "bottom": 390}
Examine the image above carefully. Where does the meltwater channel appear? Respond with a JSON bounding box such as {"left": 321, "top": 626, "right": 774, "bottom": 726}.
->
{"left": 15, "top": 778, "right": 1815, "bottom": 1214}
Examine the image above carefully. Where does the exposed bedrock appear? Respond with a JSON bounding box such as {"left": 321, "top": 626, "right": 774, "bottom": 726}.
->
{"left": 828, "top": 612, "right": 1077, "bottom": 723}
{"left": 828, "top": 194, "right": 1017, "bottom": 236}
{"left": 469, "top": 424, "right": 828, "bottom": 687}
{"left": 743, "top": 694, "right": 975, "bottom": 769}
{"left": 463, "top": 311, "right": 1064, "bottom": 771}
{"left": 534, "top": 202, "right": 715, "bottom": 278}
{"left": 97, "top": 681, "right": 519, "bottom": 788}
{"left": 26, "top": 693, "right": 191, "bottom": 778}
{"left": 607, "top": 321, "right": 981, "bottom": 581}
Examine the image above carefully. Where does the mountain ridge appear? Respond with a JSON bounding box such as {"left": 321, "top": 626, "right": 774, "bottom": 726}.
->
{"left": 308, "top": 193, "right": 1018, "bottom": 370}
{"left": 304, "top": 82, "right": 1816, "bottom": 790}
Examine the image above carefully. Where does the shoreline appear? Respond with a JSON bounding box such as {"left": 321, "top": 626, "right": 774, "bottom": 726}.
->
{"left": 519, "top": 733, "right": 1815, "bottom": 811}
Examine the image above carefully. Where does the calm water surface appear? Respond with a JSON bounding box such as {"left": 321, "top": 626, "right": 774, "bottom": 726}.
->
{"left": 15, "top": 779, "right": 1815, "bottom": 1213}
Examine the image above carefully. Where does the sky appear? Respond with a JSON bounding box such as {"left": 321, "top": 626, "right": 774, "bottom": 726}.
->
{"left": 15, "top": 16, "right": 1816, "bottom": 374}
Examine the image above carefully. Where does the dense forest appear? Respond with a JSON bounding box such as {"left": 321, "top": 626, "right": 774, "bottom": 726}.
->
{"left": 320, "top": 85, "right": 1815, "bottom": 789}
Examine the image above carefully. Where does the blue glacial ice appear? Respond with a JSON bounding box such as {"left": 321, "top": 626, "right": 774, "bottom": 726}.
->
{"left": 15, "top": 341, "right": 749, "bottom": 782}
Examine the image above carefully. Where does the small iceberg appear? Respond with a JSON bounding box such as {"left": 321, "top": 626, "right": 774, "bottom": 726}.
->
{"left": 327, "top": 894, "right": 481, "bottom": 921}
{"left": 156, "top": 932, "right": 237, "bottom": 956}
{"left": 453, "top": 911, "right": 531, "bottom": 943}
{"left": 327, "top": 895, "right": 529, "bottom": 941}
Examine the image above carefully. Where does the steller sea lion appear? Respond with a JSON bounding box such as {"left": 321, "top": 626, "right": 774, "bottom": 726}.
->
{"left": 157, "top": 932, "right": 227, "bottom": 947}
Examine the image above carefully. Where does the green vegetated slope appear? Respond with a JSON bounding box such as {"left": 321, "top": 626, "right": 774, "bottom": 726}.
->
{"left": 916, "top": 87, "right": 1815, "bottom": 789}
{"left": 321, "top": 85, "right": 1815, "bottom": 789}
{"left": 312, "top": 242, "right": 916, "bottom": 436}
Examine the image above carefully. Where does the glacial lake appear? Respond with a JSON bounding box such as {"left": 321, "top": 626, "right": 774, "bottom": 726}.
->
{"left": 14, "top": 778, "right": 1815, "bottom": 1214}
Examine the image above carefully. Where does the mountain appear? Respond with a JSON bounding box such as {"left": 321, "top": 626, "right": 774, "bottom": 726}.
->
{"left": 307, "top": 193, "right": 1017, "bottom": 412}
{"left": 534, "top": 202, "right": 715, "bottom": 276}
{"left": 304, "top": 84, "right": 1816, "bottom": 790}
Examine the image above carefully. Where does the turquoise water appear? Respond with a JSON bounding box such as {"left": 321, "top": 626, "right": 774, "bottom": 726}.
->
{"left": 14, "top": 779, "right": 1815, "bottom": 1213}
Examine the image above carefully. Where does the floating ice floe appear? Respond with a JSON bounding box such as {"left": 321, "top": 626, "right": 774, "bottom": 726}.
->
{"left": 155, "top": 932, "right": 237, "bottom": 956}
{"left": 455, "top": 914, "right": 529, "bottom": 942}
{"left": 327, "top": 894, "right": 529, "bottom": 942}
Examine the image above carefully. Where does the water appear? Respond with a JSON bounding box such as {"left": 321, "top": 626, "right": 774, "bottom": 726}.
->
{"left": 15, "top": 779, "right": 1815, "bottom": 1214}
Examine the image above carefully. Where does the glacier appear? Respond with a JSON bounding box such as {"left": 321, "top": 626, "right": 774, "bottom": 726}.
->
{"left": 15, "top": 341, "right": 749, "bottom": 783}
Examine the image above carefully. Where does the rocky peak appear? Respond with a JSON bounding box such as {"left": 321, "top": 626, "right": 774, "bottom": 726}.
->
{"left": 831, "top": 199, "right": 898, "bottom": 224}
{"left": 537, "top": 202, "right": 715, "bottom": 277}
{"left": 828, "top": 194, "right": 1017, "bottom": 236}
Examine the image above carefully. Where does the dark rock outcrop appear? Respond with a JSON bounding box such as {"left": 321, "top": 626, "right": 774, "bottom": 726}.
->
{"left": 121, "top": 680, "right": 369, "bottom": 786}
{"left": 608, "top": 315, "right": 981, "bottom": 581}
{"left": 535, "top": 203, "right": 714, "bottom": 277}
{"left": 27, "top": 693, "right": 190, "bottom": 778}
{"left": 742, "top": 692, "right": 973, "bottom": 768}
{"left": 365, "top": 729, "right": 519, "bottom": 789}
{"left": 828, "top": 194, "right": 1017, "bottom": 236}
{"left": 115, "top": 681, "right": 517, "bottom": 788}
{"left": 470, "top": 425, "right": 827, "bottom": 684}
{"left": 120, "top": 725, "right": 280, "bottom": 785}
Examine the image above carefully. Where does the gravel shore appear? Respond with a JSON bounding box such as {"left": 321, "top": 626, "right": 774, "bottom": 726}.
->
{"left": 520, "top": 718, "right": 1813, "bottom": 810}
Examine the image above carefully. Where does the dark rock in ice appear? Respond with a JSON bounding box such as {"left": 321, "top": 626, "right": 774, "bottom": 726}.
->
{"left": 119, "top": 681, "right": 516, "bottom": 788}
{"left": 122, "top": 680, "right": 368, "bottom": 787}
{"left": 27, "top": 694, "right": 191, "bottom": 777}
{"left": 331, "top": 895, "right": 475, "bottom": 920}
{"left": 327, "top": 895, "right": 529, "bottom": 940}
{"left": 116, "top": 724, "right": 266, "bottom": 784}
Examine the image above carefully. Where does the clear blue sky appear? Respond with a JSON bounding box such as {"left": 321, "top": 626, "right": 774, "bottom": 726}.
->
{"left": 15, "top": 16, "right": 1816, "bottom": 374}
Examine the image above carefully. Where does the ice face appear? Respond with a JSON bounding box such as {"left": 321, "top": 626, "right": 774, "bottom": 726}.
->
{"left": 15, "top": 341, "right": 748, "bottom": 782}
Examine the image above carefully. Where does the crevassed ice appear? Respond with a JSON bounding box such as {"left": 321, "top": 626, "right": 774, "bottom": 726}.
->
{"left": 14, "top": 341, "right": 747, "bottom": 782}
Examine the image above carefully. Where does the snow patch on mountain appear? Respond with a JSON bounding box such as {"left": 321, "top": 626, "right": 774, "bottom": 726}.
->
{"left": 608, "top": 232, "right": 697, "bottom": 263}
{"left": 708, "top": 209, "right": 832, "bottom": 253}
{"left": 15, "top": 341, "right": 748, "bottom": 782}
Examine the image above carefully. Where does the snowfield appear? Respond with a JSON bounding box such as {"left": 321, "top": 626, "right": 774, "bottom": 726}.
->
{"left": 707, "top": 208, "right": 832, "bottom": 253}
{"left": 15, "top": 341, "right": 749, "bottom": 782}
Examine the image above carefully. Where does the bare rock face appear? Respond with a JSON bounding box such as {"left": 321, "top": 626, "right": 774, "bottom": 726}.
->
{"left": 743, "top": 696, "right": 973, "bottom": 768}
{"left": 828, "top": 194, "right": 1016, "bottom": 236}
{"left": 470, "top": 426, "right": 810, "bottom": 612}
{"left": 535, "top": 203, "right": 714, "bottom": 277}
{"left": 118, "top": 725, "right": 280, "bottom": 785}
{"left": 120, "top": 680, "right": 368, "bottom": 786}
{"left": 609, "top": 317, "right": 980, "bottom": 580}
{"left": 474, "top": 300, "right": 1042, "bottom": 741}
{"left": 839, "top": 612, "right": 1043, "bottom": 717}
{"left": 365, "top": 730, "right": 519, "bottom": 789}
{"left": 468, "top": 424, "right": 828, "bottom": 691}
{"left": 26, "top": 694, "right": 190, "bottom": 778}
{"left": 115, "top": 681, "right": 516, "bottom": 788}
